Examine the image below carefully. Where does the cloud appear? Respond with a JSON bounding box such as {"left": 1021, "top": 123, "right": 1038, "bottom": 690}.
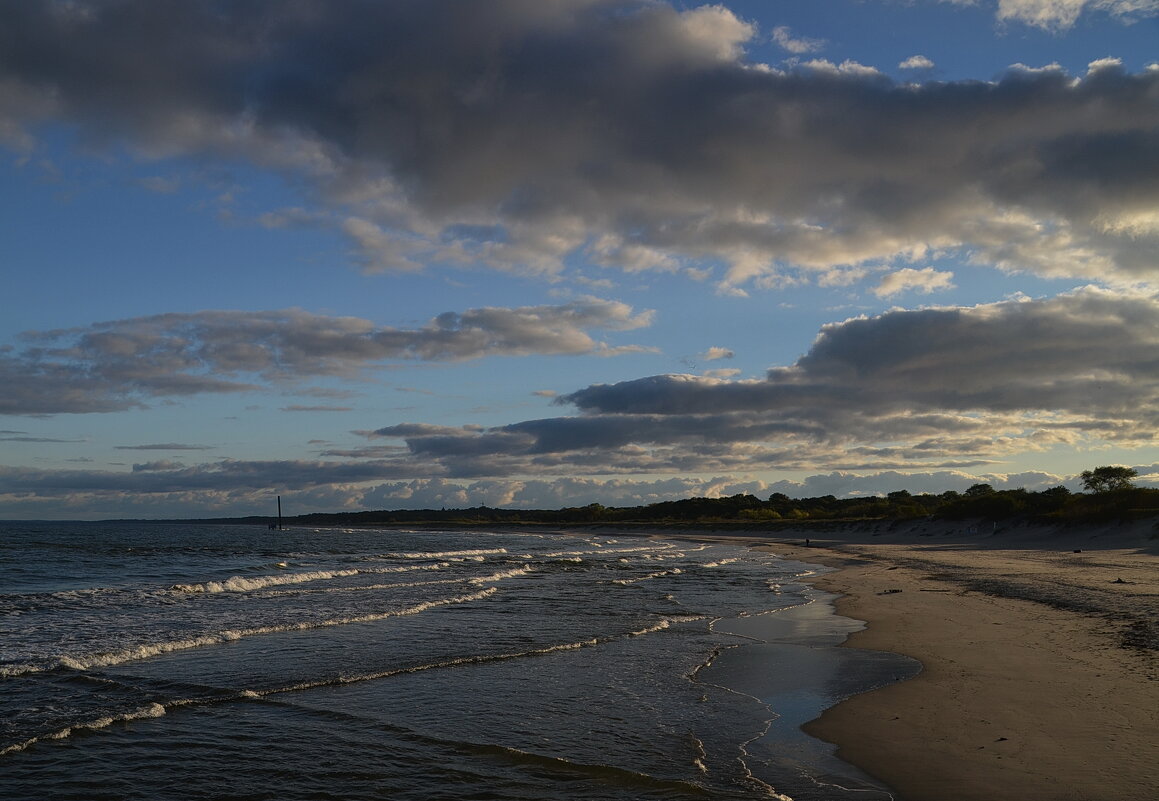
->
{"left": 764, "top": 468, "right": 1071, "bottom": 497}
{"left": 569, "top": 286, "right": 1159, "bottom": 419}
{"left": 115, "top": 443, "right": 214, "bottom": 451}
{"left": 0, "top": 1, "right": 1157, "bottom": 290}
{"left": 345, "top": 287, "right": 1159, "bottom": 478}
{"left": 800, "top": 59, "right": 884, "bottom": 78}
{"left": 873, "top": 267, "right": 956, "bottom": 297}
{"left": 281, "top": 405, "right": 355, "bottom": 412}
{"left": 899, "top": 55, "right": 936, "bottom": 70}
{"left": 992, "top": 0, "right": 1159, "bottom": 31}
{"left": 1, "top": 300, "right": 652, "bottom": 414}
{"left": 703, "top": 368, "right": 742, "bottom": 378}
{"left": 0, "top": 458, "right": 424, "bottom": 496}
{"left": 132, "top": 460, "right": 187, "bottom": 472}
{"left": 772, "top": 25, "right": 825, "bottom": 55}
{"left": 702, "top": 347, "right": 735, "bottom": 361}
{"left": 0, "top": 434, "right": 83, "bottom": 443}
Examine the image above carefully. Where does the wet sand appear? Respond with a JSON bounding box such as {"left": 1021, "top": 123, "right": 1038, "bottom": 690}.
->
{"left": 757, "top": 520, "right": 1159, "bottom": 801}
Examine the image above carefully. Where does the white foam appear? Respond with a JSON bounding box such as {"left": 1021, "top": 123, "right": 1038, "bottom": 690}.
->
{"left": 0, "top": 702, "right": 167, "bottom": 757}
{"left": 256, "top": 577, "right": 464, "bottom": 598}
{"left": 173, "top": 568, "right": 359, "bottom": 594}
{"left": 469, "top": 566, "right": 533, "bottom": 584}
{"left": 0, "top": 663, "right": 39, "bottom": 678}
{"left": 610, "top": 568, "right": 683, "bottom": 585}
{"left": 171, "top": 562, "right": 450, "bottom": 595}
{"left": 383, "top": 548, "right": 508, "bottom": 559}
{"left": 601, "top": 544, "right": 674, "bottom": 556}
{"left": 667, "top": 614, "right": 708, "bottom": 623}
{"left": 627, "top": 619, "right": 671, "bottom": 637}
{"left": 35, "top": 588, "right": 500, "bottom": 674}
{"left": 691, "top": 734, "right": 709, "bottom": 774}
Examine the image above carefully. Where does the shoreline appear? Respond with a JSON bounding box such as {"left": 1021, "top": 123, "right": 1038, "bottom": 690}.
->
{"left": 320, "top": 518, "right": 1156, "bottom": 797}
{"left": 742, "top": 521, "right": 1159, "bottom": 801}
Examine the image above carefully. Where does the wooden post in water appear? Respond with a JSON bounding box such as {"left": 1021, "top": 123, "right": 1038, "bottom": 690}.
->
{"left": 277, "top": 495, "right": 283, "bottom": 530}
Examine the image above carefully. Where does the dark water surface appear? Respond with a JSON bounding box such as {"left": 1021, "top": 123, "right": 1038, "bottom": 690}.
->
{"left": 0, "top": 522, "right": 918, "bottom": 800}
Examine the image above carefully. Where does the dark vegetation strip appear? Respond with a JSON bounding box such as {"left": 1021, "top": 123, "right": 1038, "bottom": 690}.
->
{"left": 166, "top": 484, "right": 1159, "bottom": 531}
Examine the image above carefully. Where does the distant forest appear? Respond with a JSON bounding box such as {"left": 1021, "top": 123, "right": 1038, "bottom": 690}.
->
{"left": 212, "top": 479, "right": 1159, "bottom": 530}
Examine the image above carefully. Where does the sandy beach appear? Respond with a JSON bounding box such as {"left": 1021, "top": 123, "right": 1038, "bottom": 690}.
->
{"left": 750, "top": 519, "right": 1159, "bottom": 801}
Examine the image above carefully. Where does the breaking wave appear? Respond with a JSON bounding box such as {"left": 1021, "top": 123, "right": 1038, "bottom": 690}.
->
{"left": 171, "top": 562, "right": 451, "bottom": 594}
{"left": 382, "top": 548, "right": 509, "bottom": 559}
{"left": 0, "top": 702, "right": 168, "bottom": 757}
{"left": 611, "top": 568, "right": 683, "bottom": 585}
{"left": 8, "top": 588, "right": 499, "bottom": 676}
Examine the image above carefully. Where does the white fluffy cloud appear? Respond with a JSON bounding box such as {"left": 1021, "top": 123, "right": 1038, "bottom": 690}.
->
{"left": 899, "top": 55, "right": 936, "bottom": 70}
{"left": 772, "top": 25, "right": 826, "bottom": 54}
{"left": 996, "top": 0, "right": 1159, "bottom": 30}
{"left": 702, "top": 347, "right": 736, "bottom": 361}
{"left": 941, "top": 0, "right": 1159, "bottom": 30}
{"left": 873, "top": 267, "right": 956, "bottom": 297}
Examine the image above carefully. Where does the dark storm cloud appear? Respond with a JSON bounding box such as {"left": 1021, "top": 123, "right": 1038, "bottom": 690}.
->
{"left": 564, "top": 287, "right": 1159, "bottom": 421}
{"left": 1, "top": 1, "right": 1157, "bottom": 285}
{"left": 0, "top": 301, "right": 650, "bottom": 415}
{"left": 0, "top": 457, "right": 429, "bottom": 495}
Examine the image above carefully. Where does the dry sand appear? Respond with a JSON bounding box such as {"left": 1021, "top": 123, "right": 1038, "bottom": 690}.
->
{"left": 756, "top": 519, "right": 1159, "bottom": 801}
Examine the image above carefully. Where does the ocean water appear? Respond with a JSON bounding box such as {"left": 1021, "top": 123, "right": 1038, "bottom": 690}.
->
{"left": 0, "top": 522, "right": 918, "bottom": 800}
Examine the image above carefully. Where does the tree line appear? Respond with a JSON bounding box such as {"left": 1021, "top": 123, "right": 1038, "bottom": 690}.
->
{"left": 274, "top": 466, "right": 1155, "bottom": 529}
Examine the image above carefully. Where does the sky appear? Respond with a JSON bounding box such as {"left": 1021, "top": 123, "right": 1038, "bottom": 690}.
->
{"left": 2, "top": 0, "right": 1159, "bottom": 519}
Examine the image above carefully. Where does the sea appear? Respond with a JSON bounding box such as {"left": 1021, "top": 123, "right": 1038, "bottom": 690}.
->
{"left": 0, "top": 521, "right": 919, "bottom": 801}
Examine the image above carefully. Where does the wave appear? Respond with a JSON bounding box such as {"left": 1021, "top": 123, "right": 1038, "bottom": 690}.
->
{"left": 453, "top": 741, "right": 719, "bottom": 797}
{"left": 689, "top": 647, "right": 797, "bottom": 801}
{"left": 171, "top": 562, "right": 451, "bottom": 595}
{"left": 626, "top": 619, "right": 671, "bottom": 637}
{"left": 0, "top": 662, "right": 41, "bottom": 678}
{"left": 0, "top": 677, "right": 272, "bottom": 757}
{"left": 469, "top": 566, "right": 533, "bottom": 584}
{"left": 600, "top": 544, "right": 676, "bottom": 556}
{"left": 0, "top": 701, "right": 168, "bottom": 757}
{"left": 611, "top": 568, "right": 683, "bottom": 585}
{"left": 382, "top": 548, "right": 508, "bottom": 559}
{"left": 255, "top": 577, "right": 466, "bottom": 598}
{"left": 247, "top": 691, "right": 727, "bottom": 799}
{"left": 255, "top": 615, "right": 680, "bottom": 697}
{"left": 7, "top": 588, "right": 499, "bottom": 677}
